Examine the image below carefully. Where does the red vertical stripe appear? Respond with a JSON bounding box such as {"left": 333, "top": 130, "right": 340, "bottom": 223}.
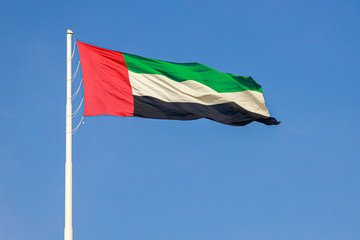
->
{"left": 77, "top": 41, "right": 134, "bottom": 117}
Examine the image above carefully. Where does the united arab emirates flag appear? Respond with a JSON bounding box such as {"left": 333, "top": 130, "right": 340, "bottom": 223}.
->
{"left": 77, "top": 41, "right": 279, "bottom": 126}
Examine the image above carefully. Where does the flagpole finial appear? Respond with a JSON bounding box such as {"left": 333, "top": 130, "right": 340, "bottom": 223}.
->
{"left": 67, "top": 29, "right": 73, "bottom": 34}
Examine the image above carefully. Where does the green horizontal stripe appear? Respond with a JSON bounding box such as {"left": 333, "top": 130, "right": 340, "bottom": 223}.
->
{"left": 122, "top": 53, "right": 263, "bottom": 93}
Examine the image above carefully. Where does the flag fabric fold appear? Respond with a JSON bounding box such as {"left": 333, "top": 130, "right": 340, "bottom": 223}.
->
{"left": 77, "top": 41, "right": 279, "bottom": 126}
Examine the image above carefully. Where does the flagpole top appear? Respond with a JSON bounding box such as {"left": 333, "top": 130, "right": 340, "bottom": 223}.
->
{"left": 67, "top": 29, "right": 73, "bottom": 34}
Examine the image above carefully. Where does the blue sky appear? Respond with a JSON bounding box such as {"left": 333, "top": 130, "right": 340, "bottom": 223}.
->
{"left": 1, "top": 0, "right": 360, "bottom": 239}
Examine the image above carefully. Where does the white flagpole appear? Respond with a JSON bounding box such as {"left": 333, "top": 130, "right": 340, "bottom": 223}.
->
{"left": 65, "top": 29, "right": 73, "bottom": 240}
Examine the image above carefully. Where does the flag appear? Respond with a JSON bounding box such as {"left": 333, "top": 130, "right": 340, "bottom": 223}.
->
{"left": 77, "top": 41, "right": 279, "bottom": 126}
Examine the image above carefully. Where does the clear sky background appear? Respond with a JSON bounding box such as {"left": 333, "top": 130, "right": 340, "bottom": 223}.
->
{"left": 1, "top": 0, "right": 360, "bottom": 239}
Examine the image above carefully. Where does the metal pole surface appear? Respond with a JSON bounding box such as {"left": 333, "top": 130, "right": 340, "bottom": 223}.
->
{"left": 65, "top": 29, "right": 73, "bottom": 240}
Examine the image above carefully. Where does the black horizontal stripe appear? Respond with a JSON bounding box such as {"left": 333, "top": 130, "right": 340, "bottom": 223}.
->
{"left": 133, "top": 95, "right": 280, "bottom": 126}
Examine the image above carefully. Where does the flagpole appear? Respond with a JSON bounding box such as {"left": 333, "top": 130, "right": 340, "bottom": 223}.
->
{"left": 65, "top": 29, "right": 73, "bottom": 240}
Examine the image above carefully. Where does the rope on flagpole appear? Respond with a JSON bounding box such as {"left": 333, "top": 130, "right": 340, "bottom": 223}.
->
{"left": 67, "top": 40, "right": 77, "bottom": 63}
{"left": 69, "top": 34, "right": 84, "bottom": 134}
{"left": 72, "top": 61, "right": 80, "bottom": 82}
{"left": 71, "top": 40, "right": 76, "bottom": 61}
{"left": 72, "top": 115, "right": 84, "bottom": 134}
{"left": 72, "top": 97, "right": 84, "bottom": 118}
{"left": 72, "top": 78, "right": 83, "bottom": 100}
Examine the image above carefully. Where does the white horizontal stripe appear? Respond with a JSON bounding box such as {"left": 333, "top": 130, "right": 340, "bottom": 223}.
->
{"left": 129, "top": 71, "right": 270, "bottom": 117}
